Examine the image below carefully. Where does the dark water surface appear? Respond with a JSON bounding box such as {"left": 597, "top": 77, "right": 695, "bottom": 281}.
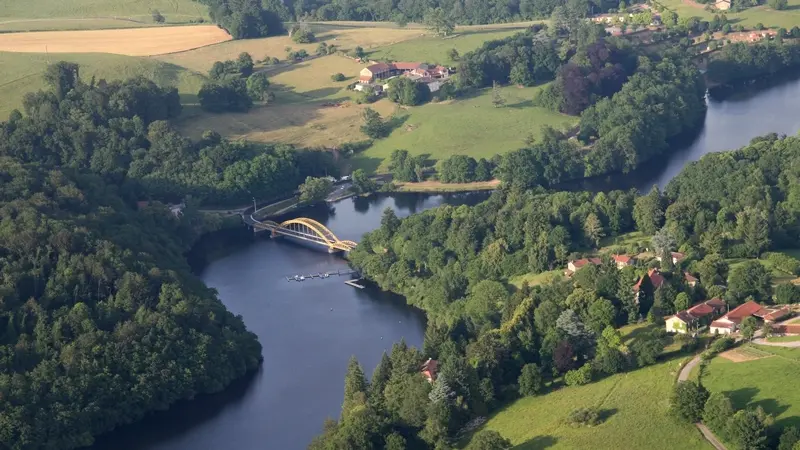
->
{"left": 92, "top": 192, "right": 490, "bottom": 450}
{"left": 93, "top": 73, "right": 800, "bottom": 450}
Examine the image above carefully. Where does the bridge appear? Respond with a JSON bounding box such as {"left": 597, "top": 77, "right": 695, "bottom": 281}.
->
{"left": 244, "top": 215, "right": 357, "bottom": 252}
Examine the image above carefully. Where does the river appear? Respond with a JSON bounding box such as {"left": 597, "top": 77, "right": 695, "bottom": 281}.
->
{"left": 92, "top": 72, "right": 800, "bottom": 450}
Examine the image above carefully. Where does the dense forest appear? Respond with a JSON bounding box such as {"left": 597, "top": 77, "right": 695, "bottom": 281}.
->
{"left": 0, "top": 63, "right": 337, "bottom": 206}
{"left": 0, "top": 62, "right": 355, "bottom": 448}
{"left": 0, "top": 159, "right": 263, "bottom": 449}
{"left": 196, "top": 0, "right": 287, "bottom": 38}
{"left": 318, "top": 133, "right": 800, "bottom": 448}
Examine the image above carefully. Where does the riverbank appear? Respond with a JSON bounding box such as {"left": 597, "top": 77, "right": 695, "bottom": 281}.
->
{"left": 389, "top": 179, "right": 501, "bottom": 192}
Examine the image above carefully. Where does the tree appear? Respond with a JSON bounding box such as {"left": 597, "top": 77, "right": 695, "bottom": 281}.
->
{"left": 361, "top": 108, "right": 388, "bottom": 139}
{"left": 291, "top": 24, "right": 316, "bottom": 43}
{"left": 439, "top": 155, "right": 477, "bottom": 183}
{"left": 350, "top": 46, "right": 366, "bottom": 59}
{"left": 447, "top": 48, "right": 460, "bottom": 62}
{"left": 467, "top": 430, "right": 512, "bottom": 450}
{"left": 518, "top": 363, "right": 543, "bottom": 396}
{"left": 424, "top": 7, "right": 455, "bottom": 37}
{"left": 633, "top": 187, "right": 664, "bottom": 235}
{"left": 246, "top": 72, "right": 271, "bottom": 101}
{"left": 775, "top": 283, "right": 800, "bottom": 305}
{"left": 631, "top": 331, "right": 664, "bottom": 367}
{"left": 587, "top": 298, "right": 616, "bottom": 334}
{"left": 44, "top": 61, "right": 80, "bottom": 100}
{"left": 342, "top": 356, "right": 369, "bottom": 416}
{"left": 388, "top": 77, "right": 430, "bottom": 106}
{"left": 351, "top": 169, "right": 377, "bottom": 194}
{"left": 331, "top": 73, "right": 346, "bottom": 82}
{"left": 740, "top": 316, "right": 758, "bottom": 341}
{"left": 491, "top": 81, "right": 505, "bottom": 108}
{"left": 736, "top": 207, "right": 771, "bottom": 257}
{"left": 152, "top": 10, "right": 165, "bottom": 23}
{"left": 671, "top": 381, "right": 709, "bottom": 423}
{"left": 236, "top": 52, "right": 255, "bottom": 77}
{"left": 674, "top": 292, "right": 691, "bottom": 312}
{"left": 728, "top": 408, "right": 770, "bottom": 450}
{"left": 697, "top": 254, "right": 729, "bottom": 286}
{"left": 704, "top": 392, "right": 735, "bottom": 438}
{"left": 198, "top": 79, "right": 253, "bottom": 112}
{"left": 728, "top": 261, "right": 772, "bottom": 303}
{"left": 778, "top": 427, "right": 800, "bottom": 450}
{"left": 299, "top": 176, "right": 333, "bottom": 204}
{"left": 370, "top": 352, "right": 392, "bottom": 401}
{"left": 652, "top": 228, "right": 677, "bottom": 262}
{"left": 583, "top": 213, "right": 604, "bottom": 247}
{"left": 384, "top": 432, "right": 407, "bottom": 450}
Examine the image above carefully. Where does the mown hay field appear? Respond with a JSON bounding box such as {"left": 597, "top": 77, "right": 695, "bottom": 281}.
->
{"left": 0, "top": 25, "right": 231, "bottom": 56}
{"left": 659, "top": 0, "right": 800, "bottom": 29}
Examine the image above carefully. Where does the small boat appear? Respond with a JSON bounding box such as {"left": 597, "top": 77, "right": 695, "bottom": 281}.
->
{"left": 299, "top": 276, "right": 305, "bottom": 281}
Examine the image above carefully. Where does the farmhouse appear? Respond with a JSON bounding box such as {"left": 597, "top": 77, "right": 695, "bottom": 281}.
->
{"left": 665, "top": 298, "right": 727, "bottom": 334}
{"left": 612, "top": 254, "right": 635, "bottom": 269}
{"left": 710, "top": 300, "right": 790, "bottom": 334}
{"left": 656, "top": 252, "right": 686, "bottom": 265}
{"left": 359, "top": 62, "right": 450, "bottom": 83}
{"left": 715, "top": 0, "right": 732, "bottom": 10}
{"left": 421, "top": 358, "right": 438, "bottom": 383}
{"left": 566, "top": 257, "right": 603, "bottom": 274}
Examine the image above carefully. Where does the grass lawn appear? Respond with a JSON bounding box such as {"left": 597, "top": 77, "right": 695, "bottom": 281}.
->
{"left": 476, "top": 356, "right": 710, "bottom": 450}
{"left": 367, "top": 28, "right": 526, "bottom": 65}
{"left": 0, "top": 51, "right": 205, "bottom": 118}
{"left": 0, "top": 0, "right": 208, "bottom": 32}
{"left": 698, "top": 344, "right": 800, "bottom": 428}
{"left": 767, "top": 335, "right": 800, "bottom": 342}
{"left": 509, "top": 269, "right": 564, "bottom": 289}
{"left": 351, "top": 84, "right": 577, "bottom": 172}
{"left": 659, "top": 0, "right": 800, "bottom": 29}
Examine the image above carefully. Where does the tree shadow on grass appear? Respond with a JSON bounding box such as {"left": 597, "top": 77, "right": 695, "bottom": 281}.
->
{"left": 598, "top": 407, "right": 618, "bottom": 422}
{"left": 723, "top": 387, "right": 760, "bottom": 411}
{"left": 751, "top": 397, "right": 790, "bottom": 418}
{"left": 514, "top": 435, "right": 558, "bottom": 450}
{"left": 507, "top": 99, "right": 534, "bottom": 109}
{"left": 386, "top": 113, "right": 410, "bottom": 134}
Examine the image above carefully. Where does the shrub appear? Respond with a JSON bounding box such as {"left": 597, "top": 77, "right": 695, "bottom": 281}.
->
{"left": 518, "top": 363, "right": 543, "bottom": 396}
{"left": 331, "top": 73, "right": 346, "bottom": 82}
{"left": 291, "top": 26, "right": 315, "bottom": 43}
{"left": 709, "top": 336, "right": 735, "bottom": 354}
{"left": 764, "top": 252, "right": 800, "bottom": 275}
{"left": 564, "top": 364, "right": 592, "bottom": 386}
{"left": 567, "top": 407, "right": 601, "bottom": 426}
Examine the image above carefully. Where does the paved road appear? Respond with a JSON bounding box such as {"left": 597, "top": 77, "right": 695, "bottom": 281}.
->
{"left": 678, "top": 354, "right": 702, "bottom": 382}
{"left": 752, "top": 337, "right": 800, "bottom": 347}
{"left": 696, "top": 423, "right": 727, "bottom": 450}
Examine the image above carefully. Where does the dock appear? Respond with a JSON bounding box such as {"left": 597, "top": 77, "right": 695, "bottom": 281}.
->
{"left": 344, "top": 279, "right": 366, "bottom": 289}
{"left": 285, "top": 269, "right": 360, "bottom": 282}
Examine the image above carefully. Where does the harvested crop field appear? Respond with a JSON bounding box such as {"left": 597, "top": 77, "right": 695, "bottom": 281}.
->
{"left": 0, "top": 25, "right": 231, "bottom": 56}
{"left": 719, "top": 346, "right": 774, "bottom": 362}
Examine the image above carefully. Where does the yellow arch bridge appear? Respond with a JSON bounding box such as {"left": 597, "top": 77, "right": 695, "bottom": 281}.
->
{"left": 249, "top": 217, "right": 357, "bottom": 252}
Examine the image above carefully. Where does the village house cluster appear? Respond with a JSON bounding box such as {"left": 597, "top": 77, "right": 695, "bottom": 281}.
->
{"left": 355, "top": 61, "right": 451, "bottom": 94}
{"left": 562, "top": 252, "right": 794, "bottom": 338}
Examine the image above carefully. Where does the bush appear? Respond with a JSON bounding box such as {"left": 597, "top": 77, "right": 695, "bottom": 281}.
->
{"left": 291, "top": 26, "right": 316, "bottom": 43}
{"left": 152, "top": 10, "right": 165, "bottom": 23}
{"left": 518, "top": 363, "right": 543, "bottom": 396}
{"left": 671, "top": 381, "right": 709, "bottom": 423}
{"left": 331, "top": 73, "right": 346, "bottom": 82}
{"left": 246, "top": 72, "right": 271, "bottom": 102}
{"left": 764, "top": 252, "right": 800, "bottom": 275}
{"left": 708, "top": 336, "right": 735, "bottom": 354}
{"left": 564, "top": 364, "right": 592, "bottom": 386}
{"left": 567, "top": 407, "right": 601, "bottom": 426}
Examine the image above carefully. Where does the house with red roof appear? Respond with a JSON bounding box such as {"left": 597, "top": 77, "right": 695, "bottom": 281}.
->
{"left": 359, "top": 62, "right": 451, "bottom": 83}
{"left": 684, "top": 272, "right": 699, "bottom": 287}
{"left": 566, "top": 257, "right": 603, "bottom": 275}
{"left": 421, "top": 358, "right": 438, "bottom": 383}
{"left": 665, "top": 298, "right": 727, "bottom": 334}
{"left": 612, "top": 254, "right": 635, "bottom": 269}
{"left": 656, "top": 252, "right": 686, "bottom": 265}
{"left": 709, "top": 300, "right": 790, "bottom": 334}
{"left": 633, "top": 268, "right": 666, "bottom": 299}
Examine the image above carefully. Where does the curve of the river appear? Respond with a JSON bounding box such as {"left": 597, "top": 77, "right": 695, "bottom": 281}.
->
{"left": 92, "top": 71, "right": 800, "bottom": 450}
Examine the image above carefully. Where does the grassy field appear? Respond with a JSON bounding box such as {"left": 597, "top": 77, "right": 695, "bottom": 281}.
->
{"left": 367, "top": 28, "right": 526, "bottom": 65}
{"left": 727, "top": 254, "right": 800, "bottom": 285}
{"left": 351, "top": 85, "right": 577, "bottom": 172}
{"left": 0, "top": 52, "right": 205, "bottom": 118}
{"left": 767, "top": 335, "right": 800, "bottom": 342}
{"left": 660, "top": 0, "right": 800, "bottom": 29}
{"left": 699, "top": 344, "right": 800, "bottom": 428}
{"left": 509, "top": 269, "right": 565, "bottom": 289}
{"left": 0, "top": 0, "right": 208, "bottom": 32}
{"left": 392, "top": 179, "right": 500, "bottom": 192}
{"left": 475, "top": 355, "right": 709, "bottom": 450}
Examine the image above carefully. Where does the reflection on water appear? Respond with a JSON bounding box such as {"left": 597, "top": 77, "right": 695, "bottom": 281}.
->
{"left": 92, "top": 192, "right": 490, "bottom": 450}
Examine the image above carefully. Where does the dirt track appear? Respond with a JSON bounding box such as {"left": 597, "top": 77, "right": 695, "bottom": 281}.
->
{"left": 0, "top": 25, "right": 231, "bottom": 56}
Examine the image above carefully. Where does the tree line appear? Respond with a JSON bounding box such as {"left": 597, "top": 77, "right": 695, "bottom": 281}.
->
{"left": 707, "top": 39, "right": 800, "bottom": 85}
{"left": 326, "top": 131, "right": 800, "bottom": 448}
{"left": 1, "top": 62, "right": 337, "bottom": 206}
